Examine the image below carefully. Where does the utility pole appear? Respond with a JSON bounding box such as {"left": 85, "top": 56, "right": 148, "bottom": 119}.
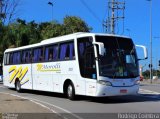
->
{"left": 105, "top": 0, "right": 125, "bottom": 34}
{"left": 146, "top": 0, "right": 152, "bottom": 83}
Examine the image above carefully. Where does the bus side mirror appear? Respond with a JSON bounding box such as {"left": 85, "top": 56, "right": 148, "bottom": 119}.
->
{"left": 136, "top": 45, "right": 148, "bottom": 60}
{"left": 93, "top": 42, "right": 106, "bottom": 56}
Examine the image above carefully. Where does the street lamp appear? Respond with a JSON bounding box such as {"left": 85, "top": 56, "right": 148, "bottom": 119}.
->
{"left": 146, "top": 0, "right": 152, "bottom": 83}
{"left": 48, "top": 1, "right": 54, "bottom": 26}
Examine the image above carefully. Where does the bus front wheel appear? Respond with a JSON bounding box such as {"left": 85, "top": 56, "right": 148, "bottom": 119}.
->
{"left": 67, "top": 83, "right": 75, "bottom": 100}
{"left": 15, "top": 80, "right": 21, "bottom": 92}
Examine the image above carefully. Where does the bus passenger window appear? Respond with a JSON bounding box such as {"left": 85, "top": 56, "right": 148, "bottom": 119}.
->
{"left": 45, "top": 45, "right": 58, "bottom": 62}
{"left": 69, "top": 42, "right": 75, "bottom": 60}
{"left": 4, "top": 53, "right": 8, "bottom": 65}
{"left": 59, "top": 41, "right": 75, "bottom": 61}
{"left": 6, "top": 53, "right": 10, "bottom": 65}
{"left": 33, "top": 47, "right": 43, "bottom": 62}
{"left": 48, "top": 49, "right": 53, "bottom": 61}
{"left": 22, "top": 50, "right": 31, "bottom": 63}
{"left": 59, "top": 43, "right": 68, "bottom": 60}
{"left": 9, "top": 53, "right": 13, "bottom": 65}
{"left": 13, "top": 52, "right": 21, "bottom": 64}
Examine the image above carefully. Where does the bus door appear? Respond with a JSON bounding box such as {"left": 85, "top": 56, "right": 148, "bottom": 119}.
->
{"left": 77, "top": 37, "right": 97, "bottom": 96}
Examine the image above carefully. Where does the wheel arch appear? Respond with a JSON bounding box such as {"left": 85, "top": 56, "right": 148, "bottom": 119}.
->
{"left": 63, "top": 79, "right": 75, "bottom": 94}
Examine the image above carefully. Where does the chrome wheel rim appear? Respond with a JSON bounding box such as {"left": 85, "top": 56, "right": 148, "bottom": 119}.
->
{"left": 16, "top": 82, "right": 20, "bottom": 91}
{"left": 67, "top": 85, "right": 72, "bottom": 98}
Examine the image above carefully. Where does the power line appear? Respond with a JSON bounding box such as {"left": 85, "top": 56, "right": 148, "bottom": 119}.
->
{"left": 79, "top": 0, "right": 102, "bottom": 24}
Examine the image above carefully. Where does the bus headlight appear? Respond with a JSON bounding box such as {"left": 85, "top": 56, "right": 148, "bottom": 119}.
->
{"left": 98, "top": 80, "right": 112, "bottom": 86}
{"left": 134, "top": 80, "right": 140, "bottom": 85}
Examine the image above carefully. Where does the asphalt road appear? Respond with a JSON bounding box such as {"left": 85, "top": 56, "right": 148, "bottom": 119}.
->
{"left": 0, "top": 83, "right": 160, "bottom": 119}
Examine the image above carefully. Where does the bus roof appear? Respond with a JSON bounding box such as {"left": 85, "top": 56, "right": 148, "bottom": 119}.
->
{"left": 4, "top": 32, "right": 130, "bottom": 53}
{"left": 41, "top": 32, "right": 130, "bottom": 44}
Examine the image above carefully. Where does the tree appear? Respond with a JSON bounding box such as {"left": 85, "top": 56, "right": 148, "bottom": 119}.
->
{"left": 0, "top": 0, "right": 20, "bottom": 25}
{"left": 142, "top": 69, "right": 160, "bottom": 79}
{"left": 0, "top": 16, "right": 92, "bottom": 54}
{"left": 63, "top": 16, "right": 92, "bottom": 34}
{"left": 39, "top": 21, "right": 64, "bottom": 40}
{"left": 38, "top": 16, "right": 92, "bottom": 40}
{"left": 9, "top": 19, "right": 41, "bottom": 46}
{"left": 0, "top": 0, "right": 21, "bottom": 54}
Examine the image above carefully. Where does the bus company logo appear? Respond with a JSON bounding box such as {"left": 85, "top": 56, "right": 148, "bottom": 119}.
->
{"left": 8, "top": 66, "right": 29, "bottom": 85}
{"left": 37, "top": 63, "right": 61, "bottom": 72}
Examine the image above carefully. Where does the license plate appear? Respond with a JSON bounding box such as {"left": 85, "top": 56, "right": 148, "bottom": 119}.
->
{"left": 120, "top": 89, "right": 127, "bottom": 93}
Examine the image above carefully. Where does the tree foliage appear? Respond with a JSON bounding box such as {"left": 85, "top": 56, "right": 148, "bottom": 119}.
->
{"left": 63, "top": 16, "right": 92, "bottom": 34}
{"left": 142, "top": 69, "right": 160, "bottom": 79}
{"left": 0, "top": 16, "right": 92, "bottom": 55}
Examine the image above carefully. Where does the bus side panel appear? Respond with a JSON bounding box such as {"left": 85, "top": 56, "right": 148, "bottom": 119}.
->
{"left": 19, "top": 64, "right": 32, "bottom": 90}
{"left": 31, "top": 61, "right": 80, "bottom": 93}
{"left": 86, "top": 79, "right": 97, "bottom": 96}
{"left": 3, "top": 65, "right": 14, "bottom": 88}
{"left": 3, "top": 64, "right": 32, "bottom": 90}
{"left": 59, "top": 61, "right": 86, "bottom": 96}
{"left": 32, "top": 62, "right": 55, "bottom": 92}
{"left": 74, "top": 76, "right": 86, "bottom": 96}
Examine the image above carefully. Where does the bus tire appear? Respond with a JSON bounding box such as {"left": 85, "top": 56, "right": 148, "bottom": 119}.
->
{"left": 67, "top": 83, "right": 75, "bottom": 100}
{"left": 15, "top": 80, "right": 21, "bottom": 93}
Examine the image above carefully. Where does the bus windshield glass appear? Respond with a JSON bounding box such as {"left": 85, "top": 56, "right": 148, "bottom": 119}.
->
{"left": 96, "top": 36, "right": 139, "bottom": 78}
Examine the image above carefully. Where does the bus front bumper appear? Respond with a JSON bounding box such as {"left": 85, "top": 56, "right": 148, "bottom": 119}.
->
{"left": 96, "top": 84, "right": 139, "bottom": 97}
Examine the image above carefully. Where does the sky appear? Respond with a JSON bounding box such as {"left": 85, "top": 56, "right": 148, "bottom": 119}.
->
{"left": 17, "top": 0, "right": 160, "bottom": 71}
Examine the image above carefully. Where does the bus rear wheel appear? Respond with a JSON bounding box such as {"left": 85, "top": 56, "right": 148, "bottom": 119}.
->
{"left": 15, "top": 80, "right": 21, "bottom": 92}
{"left": 67, "top": 83, "right": 75, "bottom": 100}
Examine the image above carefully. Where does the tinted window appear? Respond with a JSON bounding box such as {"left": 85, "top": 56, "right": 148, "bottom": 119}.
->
{"left": 6, "top": 53, "right": 10, "bottom": 65}
{"left": 96, "top": 36, "right": 139, "bottom": 78}
{"left": 9, "top": 53, "right": 13, "bottom": 64}
{"left": 4, "top": 53, "right": 8, "bottom": 65}
{"left": 12, "top": 52, "right": 21, "bottom": 64}
{"left": 59, "top": 41, "right": 75, "bottom": 60}
{"left": 77, "top": 37, "right": 97, "bottom": 79}
{"left": 32, "top": 47, "right": 44, "bottom": 62}
{"left": 22, "top": 49, "right": 31, "bottom": 63}
{"left": 45, "top": 45, "right": 58, "bottom": 61}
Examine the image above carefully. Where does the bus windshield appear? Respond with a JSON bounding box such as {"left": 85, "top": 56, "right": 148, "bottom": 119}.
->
{"left": 96, "top": 36, "right": 139, "bottom": 78}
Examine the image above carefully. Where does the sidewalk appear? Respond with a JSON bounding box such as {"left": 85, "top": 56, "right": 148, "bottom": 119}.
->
{"left": 140, "top": 79, "right": 160, "bottom": 84}
{"left": 0, "top": 93, "right": 63, "bottom": 119}
{"left": 0, "top": 93, "right": 51, "bottom": 113}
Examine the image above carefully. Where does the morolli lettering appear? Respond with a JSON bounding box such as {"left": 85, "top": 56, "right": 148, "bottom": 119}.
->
{"left": 37, "top": 63, "right": 61, "bottom": 72}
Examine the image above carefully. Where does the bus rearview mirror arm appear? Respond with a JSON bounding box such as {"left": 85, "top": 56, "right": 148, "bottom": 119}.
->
{"left": 93, "top": 42, "right": 106, "bottom": 56}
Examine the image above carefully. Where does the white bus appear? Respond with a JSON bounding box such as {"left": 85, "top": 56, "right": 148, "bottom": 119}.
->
{"left": 3, "top": 32, "right": 147, "bottom": 100}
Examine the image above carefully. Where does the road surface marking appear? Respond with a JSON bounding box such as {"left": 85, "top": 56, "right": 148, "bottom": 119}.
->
{"left": 0, "top": 92, "right": 56, "bottom": 113}
{"left": 0, "top": 92, "right": 83, "bottom": 119}
{"left": 28, "top": 98, "right": 83, "bottom": 119}
{"left": 139, "top": 89, "right": 160, "bottom": 95}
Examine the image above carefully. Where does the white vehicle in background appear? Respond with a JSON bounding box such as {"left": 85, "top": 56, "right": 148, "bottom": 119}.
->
{"left": 3, "top": 32, "right": 147, "bottom": 100}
